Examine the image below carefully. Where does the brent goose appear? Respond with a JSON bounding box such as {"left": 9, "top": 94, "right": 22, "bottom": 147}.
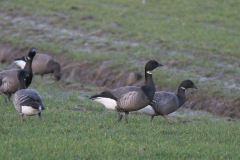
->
{"left": 90, "top": 60, "right": 163, "bottom": 123}
{"left": 138, "top": 80, "right": 197, "bottom": 123}
{"left": 0, "top": 47, "right": 36, "bottom": 102}
{"left": 13, "top": 70, "right": 45, "bottom": 122}
{"left": 14, "top": 53, "right": 61, "bottom": 83}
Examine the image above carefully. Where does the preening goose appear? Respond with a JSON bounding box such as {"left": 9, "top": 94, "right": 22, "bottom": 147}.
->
{"left": 90, "top": 60, "right": 163, "bottom": 123}
{"left": 14, "top": 53, "right": 61, "bottom": 83}
{"left": 0, "top": 47, "right": 36, "bottom": 102}
{"left": 13, "top": 70, "right": 45, "bottom": 122}
{"left": 138, "top": 80, "right": 197, "bottom": 123}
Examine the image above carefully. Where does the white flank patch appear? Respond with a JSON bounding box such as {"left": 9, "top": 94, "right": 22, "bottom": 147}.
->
{"left": 14, "top": 60, "right": 26, "bottom": 69}
{"left": 93, "top": 97, "right": 117, "bottom": 110}
{"left": 138, "top": 105, "right": 157, "bottom": 116}
{"left": 181, "top": 87, "right": 185, "bottom": 90}
{"left": 22, "top": 106, "right": 40, "bottom": 116}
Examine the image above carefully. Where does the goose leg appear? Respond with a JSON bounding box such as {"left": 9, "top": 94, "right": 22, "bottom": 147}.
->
{"left": 125, "top": 111, "right": 129, "bottom": 123}
{"left": 117, "top": 112, "right": 123, "bottom": 123}
{"left": 41, "top": 75, "right": 43, "bottom": 84}
{"left": 150, "top": 116, "right": 155, "bottom": 122}
{"left": 163, "top": 115, "right": 173, "bottom": 124}
{"left": 38, "top": 112, "right": 42, "bottom": 121}
{"left": 20, "top": 113, "right": 24, "bottom": 122}
{"left": 5, "top": 93, "right": 11, "bottom": 103}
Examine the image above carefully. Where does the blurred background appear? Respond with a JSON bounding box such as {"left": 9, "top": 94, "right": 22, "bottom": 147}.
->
{"left": 0, "top": 0, "right": 240, "bottom": 117}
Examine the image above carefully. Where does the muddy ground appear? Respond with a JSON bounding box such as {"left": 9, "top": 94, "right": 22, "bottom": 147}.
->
{"left": 1, "top": 42, "right": 240, "bottom": 119}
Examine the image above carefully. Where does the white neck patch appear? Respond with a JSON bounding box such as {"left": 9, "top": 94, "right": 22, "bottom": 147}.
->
{"left": 27, "top": 56, "right": 31, "bottom": 60}
{"left": 181, "top": 86, "right": 185, "bottom": 90}
{"left": 146, "top": 71, "right": 152, "bottom": 74}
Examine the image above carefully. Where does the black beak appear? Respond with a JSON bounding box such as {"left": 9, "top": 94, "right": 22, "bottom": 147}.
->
{"left": 158, "top": 63, "right": 163, "bottom": 67}
{"left": 194, "top": 85, "right": 198, "bottom": 89}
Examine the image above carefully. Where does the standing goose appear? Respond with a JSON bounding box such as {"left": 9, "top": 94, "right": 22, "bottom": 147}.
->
{"left": 13, "top": 70, "right": 45, "bottom": 122}
{"left": 14, "top": 53, "right": 62, "bottom": 83}
{"left": 90, "top": 60, "right": 163, "bottom": 123}
{"left": 0, "top": 47, "right": 36, "bottom": 102}
{"left": 138, "top": 80, "right": 197, "bottom": 123}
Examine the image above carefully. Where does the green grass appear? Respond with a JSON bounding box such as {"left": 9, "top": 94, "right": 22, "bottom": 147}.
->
{"left": 0, "top": 1, "right": 240, "bottom": 158}
{"left": 1, "top": 76, "right": 240, "bottom": 159}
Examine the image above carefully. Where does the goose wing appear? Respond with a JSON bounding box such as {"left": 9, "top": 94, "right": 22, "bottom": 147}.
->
{"left": 0, "top": 70, "right": 19, "bottom": 93}
{"left": 151, "top": 91, "right": 179, "bottom": 115}
{"left": 117, "top": 89, "right": 150, "bottom": 111}
{"left": 17, "top": 89, "right": 44, "bottom": 110}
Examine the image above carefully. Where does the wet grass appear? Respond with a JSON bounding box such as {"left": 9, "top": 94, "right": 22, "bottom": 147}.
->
{"left": 1, "top": 75, "right": 240, "bottom": 159}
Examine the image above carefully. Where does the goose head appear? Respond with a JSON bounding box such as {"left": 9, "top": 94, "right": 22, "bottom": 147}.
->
{"left": 27, "top": 47, "right": 36, "bottom": 60}
{"left": 17, "top": 70, "right": 28, "bottom": 90}
{"left": 145, "top": 60, "right": 163, "bottom": 74}
{"left": 180, "top": 80, "right": 198, "bottom": 90}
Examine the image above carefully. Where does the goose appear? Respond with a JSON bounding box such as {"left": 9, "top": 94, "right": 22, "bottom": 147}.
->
{"left": 14, "top": 53, "right": 61, "bottom": 83}
{"left": 90, "top": 60, "right": 163, "bottom": 123}
{"left": 13, "top": 69, "right": 45, "bottom": 122}
{"left": 138, "top": 80, "right": 197, "bottom": 123}
{"left": 0, "top": 47, "right": 36, "bottom": 102}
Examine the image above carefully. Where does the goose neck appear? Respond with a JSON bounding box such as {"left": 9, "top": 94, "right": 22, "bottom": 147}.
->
{"left": 24, "top": 58, "right": 33, "bottom": 88}
{"left": 176, "top": 86, "right": 186, "bottom": 107}
{"left": 141, "top": 71, "right": 155, "bottom": 101}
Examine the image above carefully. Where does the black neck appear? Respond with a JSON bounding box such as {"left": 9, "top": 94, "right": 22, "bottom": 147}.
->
{"left": 176, "top": 86, "right": 186, "bottom": 107}
{"left": 24, "top": 57, "right": 33, "bottom": 88}
{"left": 141, "top": 71, "right": 155, "bottom": 102}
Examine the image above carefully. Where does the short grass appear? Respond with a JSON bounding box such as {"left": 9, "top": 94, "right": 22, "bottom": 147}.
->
{"left": 1, "top": 76, "right": 240, "bottom": 159}
{"left": 0, "top": 0, "right": 240, "bottom": 99}
{"left": 0, "top": 76, "right": 240, "bottom": 159}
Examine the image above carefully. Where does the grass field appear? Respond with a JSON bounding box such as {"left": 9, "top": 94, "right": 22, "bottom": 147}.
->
{"left": 1, "top": 75, "right": 240, "bottom": 159}
{"left": 1, "top": 0, "right": 240, "bottom": 159}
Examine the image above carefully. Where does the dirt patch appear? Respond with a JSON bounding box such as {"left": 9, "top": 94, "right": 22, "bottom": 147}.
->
{"left": 1, "top": 42, "right": 240, "bottom": 119}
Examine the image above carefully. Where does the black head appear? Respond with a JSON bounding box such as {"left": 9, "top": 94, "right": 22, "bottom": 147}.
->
{"left": 54, "top": 71, "right": 62, "bottom": 81}
{"left": 180, "top": 80, "right": 197, "bottom": 89}
{"left": 18, "top": 69, "right": 28, "bottom": 80}
{"left": 17, "top": 69, "right": 28, "bottom": 90}
{"left": 28, "top": 47, "right": 36, "bottom": 60}
{"left": 145, "top": 60, "right": 163, "bottom": 72}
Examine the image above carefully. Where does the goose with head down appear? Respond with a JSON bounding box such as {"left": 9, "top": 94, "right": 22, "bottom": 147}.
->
{"left": 13, "top": 69, "right": 45, "bottom": 122}
{"left": 138, "top": 80, "right": 197, "bottom": 123}
{"left": 14, "top": 53, "right": 61, "bottom": 83}
{"left": 0, "top": 47, "right": 36, "bottom": 102}
{"left": 90, "top": 60, "right": 163, "bottom": 123}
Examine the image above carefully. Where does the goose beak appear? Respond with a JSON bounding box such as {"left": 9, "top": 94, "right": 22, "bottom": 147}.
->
{"left": 158, "top": 63, "right": 163, "bottom": 67}
{"left": 194, "top": 85, "right": 198, "bottom": 89}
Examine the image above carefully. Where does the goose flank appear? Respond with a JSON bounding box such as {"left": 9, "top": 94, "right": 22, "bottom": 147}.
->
{"left": 0, "top": 47, "right": 36, "bottom": 102}
{"left": 13, "top": 70, "right": 45, "bottom": 122}
{"left": 90, "top": 60, "right": 163, "bottom": 123}
{"left": 138, "top": 80, "right": 197, "bottom": 123}
{"left": 14, "top": 53, "right": 61, "bottom": 83}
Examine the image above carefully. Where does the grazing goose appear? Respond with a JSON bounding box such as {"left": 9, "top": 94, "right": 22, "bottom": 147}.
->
{"left": 0, "top": 47, "right": 36, "bottom": 102}
{"left": 90, "top": 60, "right": 163, "bottom": 123}
{"left": 13, "top": 70, "right": 45, "bottom": 122}
{"left": 138, "top": 80, "right": 197, "bottom": 123}
{"left": 14, "top": 53, "right": 61, "bottom": 83}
